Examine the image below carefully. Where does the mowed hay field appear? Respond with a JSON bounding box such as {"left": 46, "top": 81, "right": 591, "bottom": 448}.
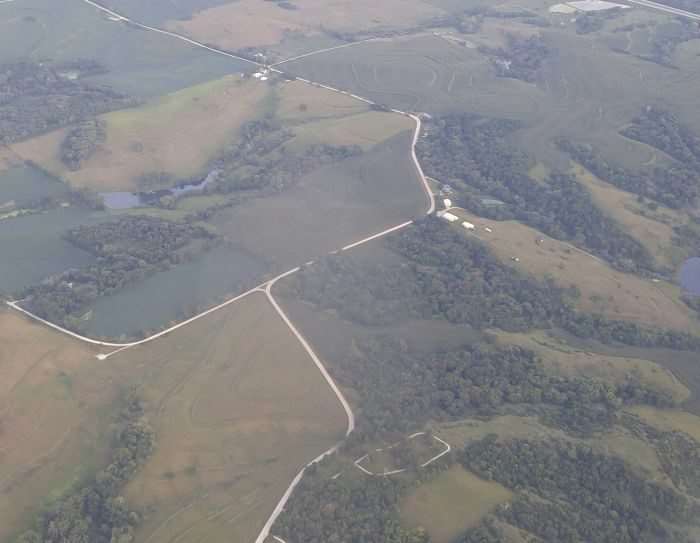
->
{"left": 12, "top": 75, "right": 267, "bottom": 192}
{"left": 120, "top": 292, "right": 346, "bottom": 543}
{"left": 400, "top": 465, "right": 512, "bottom": 543}
{"left": 571, "top": 164, "right": 686, "bottom": 269}
{"left": 164, "top": 0, "right": 445, "bottom": 52}
{"left": 0, "top": 311, "right": 108, "bottom": 541}
{"left": 444, "top": 208, "right": 699, "bottom": 334}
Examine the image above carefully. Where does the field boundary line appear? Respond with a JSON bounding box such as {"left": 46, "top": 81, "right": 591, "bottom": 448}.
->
{"left": 270, "top": 37, "right": 381, "bottom": 67}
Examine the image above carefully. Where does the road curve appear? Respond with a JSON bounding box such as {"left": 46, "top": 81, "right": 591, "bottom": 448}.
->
{"left": 255, "top": 278, "right": 356, "bottom": 543}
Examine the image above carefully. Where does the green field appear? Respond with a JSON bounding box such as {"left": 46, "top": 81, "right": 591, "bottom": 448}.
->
{"left": 0, "top": 0, "right": 251, "bottom": 98}
{"left": 401, "top": 465, "right": 513, "bottom": 543}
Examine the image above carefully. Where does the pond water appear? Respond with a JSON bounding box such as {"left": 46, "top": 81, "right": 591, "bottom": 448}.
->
{"left": 101, "top": 170, "right": 220, "bottom": 209}
{"left": 680, "top": 257, "right": 700, "bottom": 296}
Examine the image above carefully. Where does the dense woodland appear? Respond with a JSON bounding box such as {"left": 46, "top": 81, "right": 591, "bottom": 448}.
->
{"left": 23, "top": 216, "right": 217, "bottom": 331}
{"left": 417, "top": 114, "right": 654, "bottom": 273}
{"left": 461, "top": 437, "right": 695, "bottom": 543}
{"left": 17, "top": 391, "right": 154, "bottom": 543}
{"left": 0, "top": 62, "right": 136, "bottom": 144}
{"left": 290, "top": 218, "right": 699, "bottom": 350}
{"left": 340, "top": 335, "right": 672, "bottom": 438}
{"left": 275, "top": 461, "right": 435, "bottom": 543}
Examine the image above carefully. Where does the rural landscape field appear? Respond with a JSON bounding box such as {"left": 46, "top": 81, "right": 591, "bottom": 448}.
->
{"left": 2, "top": 0, "right": 700, "bottom": 542}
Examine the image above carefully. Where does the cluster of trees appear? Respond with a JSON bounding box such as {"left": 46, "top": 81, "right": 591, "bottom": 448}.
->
{"left": 339, "top": 335, "right": 672, "bottom": 438}
{"left": 558, "top": 137, "right": 700, "bottom": 210}
{"left": 60, "top": 118, "right": 106, "bottom": 170}
{"left": 293, "top": 218, "right": 698, "bottom": 350}
{"left": 417, "top": 114, "right": 654, "bottom": 273}
{"left": 479, "top": 34, "right": 550, "bottom": 82}
{"left": 17, "top": 391, "right": 155, "bottom": 543}
{"left": 647, "top": 19, "right": 700, "bottom": 66}
{"left": 461, "top": 436, "right": 695, "bottom": 543}
{"left": 622, "top": 414, "right": 700, "bottom": 499}
{"left": 23, "top": 215, "right": 217, "bottom": 330}
{"left": 291, "top": 218, "right": 572, "bottom": 331}
{"left": 622, "top": 106, "right": 700, "bottom": 170}
{"left": 210, "top": 119, "right": 361, "bottom": 195}
{"left": 0, "top": 61, "right": 136, "bottom": 144}
{"left": 274, "top": 462, "right": 431, "bottom": 543}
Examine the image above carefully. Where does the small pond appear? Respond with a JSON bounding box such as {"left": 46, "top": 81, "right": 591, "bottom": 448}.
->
{"left": 680, "top": 257, "right": 700, "bottom": 297}
{"left": 101, "top": 170, "right": 220, "bottom": 209}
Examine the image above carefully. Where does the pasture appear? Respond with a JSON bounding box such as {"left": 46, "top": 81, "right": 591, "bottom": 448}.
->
{"left": 13, "top": 75, "right": 267, "bottom": 191}
{"left": 571, "top": 164, "right": 687, "bottom": 269}
{"left": 444, "top": 208, "right": 699, "bottom": 334}
{"left": 119, "top": 292, "right": 346, "bottom": 543}
{"left": 400, "top": 465, "right": 513, "bottom": 543}
{"left": 0, "top": 311, "right": 105, "bottom": 542}
{"left": 0, "top": 290, "right": 347, "bottom": 543}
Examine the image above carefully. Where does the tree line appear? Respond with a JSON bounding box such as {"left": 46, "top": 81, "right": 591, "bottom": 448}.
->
{"left": 22, "top": 215, "right": 217, "bottom": 332}
{"left": 16, "top": 390, "right": 155, "bottom": 543}
{"left": 557, "top": 137, "right": 700, "bottom": 211}
{"left": 461, "top": 436, "right": 696, "bottom": 543}
{"left": 289, "top": 218, "right": 699, "bottom": 351}
{"left": 338, "top": 334, "right": 673, "bottom": 439}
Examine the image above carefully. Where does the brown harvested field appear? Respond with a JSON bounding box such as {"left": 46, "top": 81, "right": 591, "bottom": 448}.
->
{"left": 0, "top": 311, "right": 107, "bottom": 541}
{"left": 121, "top": 292, "right": 346, "bottom": 543}
{"left": 446, "top": 208, "right": 699, "bottom": 334}
{"left": 400, "top": 465, "right": 512, "bottom": 543}
{"left": 11, "top": 75, "right": 267, "bottom": 191}
{"left": 495, "top": 330, "right": 690, "bottom": 404}
{"left": 571, "top": 164, "right": 684, "bottom": 269}
{"left": 165, "top": 0, "right": 444, "bottom": 52}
